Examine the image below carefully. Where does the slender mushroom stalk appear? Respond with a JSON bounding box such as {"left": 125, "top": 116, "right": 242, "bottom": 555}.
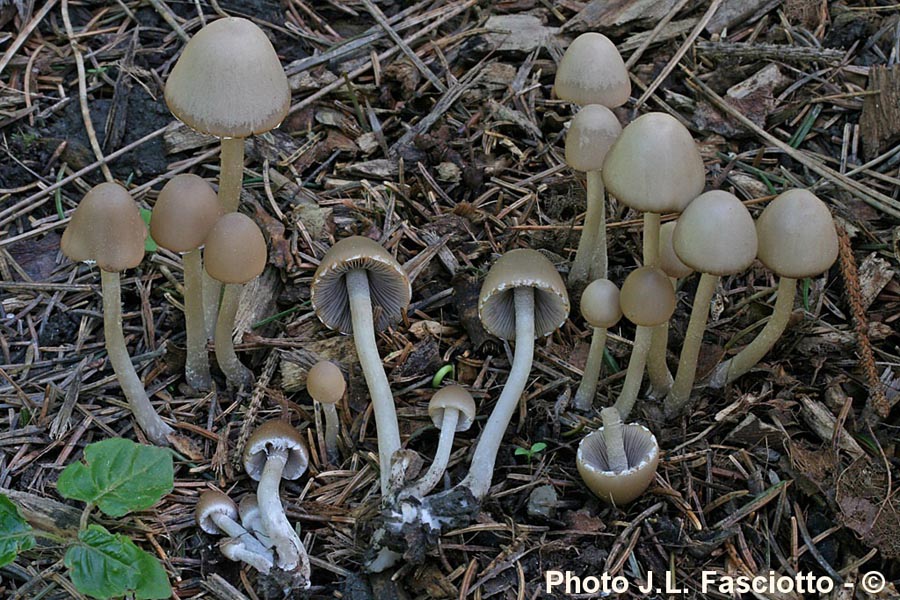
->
{"left": 600, "top": 407, "right": 628, "bottom": 472}
{"left": 61, "top": 183, "right": 174, "bottom": 446}
{"left": 461, "top": 250, "right": 569, "bottom": 500}
{"left": 577, "top": 418, "right": 659, "bottom": 506}
{"left": 239, "top": 494, "right": 273, "bottom": 548}
{"left": 220, "top": 537, "right": 273, "bottom": 573}
{"left": 310, "top": 237, "right": 411, "bottom": 497}
{"left": 307, "top": 361, "right": 346, "bottom": 464}
{"left": 196, "top": 490, "right": 273, "bottom": 572}
{"left": 573, "top": 279, "right": 622, "bottom": 411}
{"left": 664, "top": 192, "right": 757, "bottom": 415}
{"left": 710, "top": 190, "right": 838, "bottom": 387}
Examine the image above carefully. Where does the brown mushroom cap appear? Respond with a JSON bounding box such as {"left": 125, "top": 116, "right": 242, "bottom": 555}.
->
{"left": 242, "top": 421, "right": 309, "bottom": 481}
{"left": 61, "top": 182, "right": 147, "bottom": 272}
{"left": 658, "top": 221, "right": 693, "bottom": 279}
{"left": 580, "top": 279, "right": 622, "bottom": 329}
{"left": 310, "top": 236, "right": 411, "bottom": 334}
{"left": 554, "top": 33, "right": 630, "bottom": 107}
{"left": 203, "top": 213, "right": 267, "bottom": 284}
{"left": 755, "top": 189, "right": 839, "bottom": 279}
{"left": 619, "top": 266, "right": 676, "bottom": 327}
{"left": 165, "top": 17, "right": 290, "bottom": 138}
{"left": 150, "top": 174, "right": 223, "bottom": 253}
{"left": 307, "top": 361, "right": 345, "bottom": 405}
{"left": 602, "top": 112, "right": 706, "bottom": 214}
{"left": 673, "top": 190, "right": 758, "bottom": 276}
{"left": 478, "top": 249, "right": 570, "bottom": 341}
{"left": 238, "top": 494, "right": 260, "bottom": 522}
{"left": 565, "top": 105, "right": 622, "bottom": 172}
{"left": 196, "top": 490, "right": 238, "bottom": 534}
{"left": 576, "top": 425, "right": 659, "bottom": 505}
{"left": 428, "top": 385, "right": 476, "bottom": 432}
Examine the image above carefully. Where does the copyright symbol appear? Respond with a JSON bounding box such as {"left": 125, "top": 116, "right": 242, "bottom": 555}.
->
{"left": 861, "top": 571, "right": 886, "bottom": 594}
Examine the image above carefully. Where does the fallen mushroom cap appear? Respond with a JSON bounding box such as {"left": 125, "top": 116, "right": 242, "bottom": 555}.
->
{"left": 580, "top": 279, "right": 622, "bottom": 329}
{"left": 619, "top": 266, "right": 676, "bottom": 327}
{"left": 165, "top": 17, "right": 290, "bottom": 138}
{"left": 150, "top": 174, "right": 222, "bottom": 253}
{"left": 659, "top": 221, "right": 693, "bottom": 279}
{"left": 307, "top": 361, "right": 345, "bottom": 405}
{"left": 310, "top": 236, "right": 411, "bottom": 334}
{"left": 203, "top": 213, "right": 267, "bottom": 284}
{"left": 243, "top": 421, "right": 309, "bottom": 481}
{"left": 673, "top": 190, "right": 758, "bottom": 276}
{"left": 61, "top": 182, "right": 147, "bottom": 272}
{"left": 554, "top": 32, "right": 630, "bottom": 107}
{"left": 576, "top": 425, "right": 659, "bottom": 505}
{"left": 478, "top": 249, "right": 570, "bottom": 341}
{"left": 429, "top": 385, "right": 477, "bottom": 432}
{"left": 196, "top": 490, "right": 238, "bottom": 534}
{"left": 565, "top": 105, "right": 622, "bottom": 172}
{"left": 755, "top": 189, "right": 839, "bottom": 279}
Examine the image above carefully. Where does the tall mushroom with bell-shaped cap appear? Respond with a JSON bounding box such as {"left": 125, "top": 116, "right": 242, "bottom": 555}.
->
{"left": 664, "top": 191, "right": 758, "bottom": 415}
{"left": 195, "top": 490, "right": 273, "bottom": 572}
{"left": 710, "top": 189, "right": 839, "bottom": 387}
{"left": 573, "top": 279, "right": 622, "bottom": 411}
{"left": 310, "top": 236, "right": 411, "bottom": 496}
{"left": 460, "top": 249, "right": 569, "bottom": 499}
{"left": 554, "top": 32, "right": 631, "bottom": 108}
{"left": 61, "top": 182, "right": 174, "bottom": 446}
{"left": 307, "top": 360, "right": 346, "bottom": 464}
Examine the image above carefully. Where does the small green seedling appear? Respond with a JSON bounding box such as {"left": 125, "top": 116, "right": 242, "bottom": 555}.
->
{"left": 514, "top": 442, "right": 548, "bottom": 462}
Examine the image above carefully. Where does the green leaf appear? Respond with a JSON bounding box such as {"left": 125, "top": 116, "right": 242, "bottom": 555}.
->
{"left": 65, "top": 525, "right": 171, "bottom": 600}
{"left": 140, "top": 208, "right": 158, "bottom": 253}
{"left": 57, "top": 438, "right": 174, "bottom": 517}
{"left": 530, "top": 442, "right": 547, "bottom": 454}
{"left": 0, "top": 495, "right": 35, "bottom": 567}
{"left": 514, "top": 447, "right": 530, "bottom": 457}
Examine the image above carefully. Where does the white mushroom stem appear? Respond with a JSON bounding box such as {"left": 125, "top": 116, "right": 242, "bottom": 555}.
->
{"left": 100, "top": 270, "right": 174, "bottom": 446}
{"left": 219, "top": 537, "right": 273, "bottom": 574}
{"left": 211, "top": 512, "right": 272, "bottom": 558}
{"left": 569, "top": 171, "right": 606, "bottom": 285}
{"left": 240, "top": 510, "right": 274, "bottom": 549}
{"left": 214, "top": 283, "right": 253, "bottom": 388}
{"left": 218, "top": 137, "right": 245, "bottom": 213}
{"left": 321, "top": 402, "right": 340, "bottom": 464}
{"left": 600, "top": 407, "right": 628, "bottom": 473}
{"left": 643, "top": 213, "right": 661, "bottom": 268}
{"left": 643, "top": 213, "right": 673, "bottom": 397}
{"left": 612, "top": 324, "right": 653, "bottom": 421}
{"left": 345, "top": 268, "right": 402, "bottom": 496}
{"left": 183, "top": 249, "right": 211, "bottom": 390}
{"left": 573, "top": 327, "right": 608, "bottom": 411}
{"left": 462, "top": 287, "right": 535, "bottom": 500}
{"left": 201, "top": 267, "right": 219, "bottom": 341}
{"left": 257, "top": 448, "right": 311, "bottom": 579}
{"left": 404, "top": 409, "right": 460, "bottom": 498}
{"left": 710, "top": 277, "right": 797, "bottom": 388}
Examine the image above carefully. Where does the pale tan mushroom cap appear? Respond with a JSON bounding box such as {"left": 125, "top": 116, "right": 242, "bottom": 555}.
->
{"left": 150, "top": 174, "right": 222, "bottom": 253}
{"left": 61, "top": 182, "right": 147, "bottom": 272}
{"left": 659, "top": 221, "right": 693, "bottom": 279}
{"left": 307, "top": 361, "right": 345, "bottom": 405}
{"left": 478, "top": 249, "right": 570, "bottom": 341}
{"left": 576, "top": 425, "right": 659, "bottom": 505}
{"left": 310, "top": 236, "right": 411, "bottom": 334}
{"left": 554, "top": 33, "right": 630, "bottom": 107}
{"left": 619, "top": 266, "right": 675, "bottom": 326}
{"left": 203, "top": 213, "right": 267, "bottom": 284}
{"left": 428, "top": 385, "right": 476, "bottom": 432}
{"left": 196, "top": 490, "right": 238, "bottom": 534}
{"left": 580, "top": 279, "right": 622, "bottom": 328}
{"left": 165, "top": 17, "right": 290, "bottom": 138}
{"left": 238, "top": 494, "right": 260, "bottom": 523}
{"left": 243, "top": 421, "right": 309, "bottom": 481}
{"left": 602, "top": 112, "right": 706, "bottom": 214}
{"left": 673, "top": 190, "right": 758, "bottom": 276}
{"left": 565, "top": 105, "right": 622, "bottom": 172}
{"left": 756, "top": 189, "right": 839, "bottom": 279}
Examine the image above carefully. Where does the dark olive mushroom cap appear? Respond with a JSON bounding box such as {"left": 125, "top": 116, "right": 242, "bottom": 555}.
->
{"left": 659, "top": 221, "right": 693, "bottom": 279}
{"left": 580, "top": 279, "right": 622, "bottom": 329}
{"left": 576, "top": 425, "right": 660, "bottom": 505}
{"left": 755, "top": 189, "right": 839, "bottom": 279}
{"left": 565, "top": 105, "right": 622, "bottom": 172}
{"left": 673, "top": 190, "right": 758, "bottom": 276}
{"left": 150, "top": 174, "right": 222, "bottom": 253}
{"left": 165, "top": 17, "right": 290, "bottom": 138}
{"left": 478, "top": 249, "right": 570, "bottom": 341}
{"left": 619, "top": 266, "right": 676, "bottom": 327}
{"left": 307, "top": 361, "right": 345, "bottom": 405}
{"left": 61, "top": 182, "right": 147, "bottom": 272}
{"left": 196, "top": 490, "right": 238, "bottom": 534}
{"left": 554, "top": 33, "right": 630, "bottom": 107}
{"left": 203, "top": 213, "right": 267, "bottom": 284}
{"left": 428, "top": 385, "right": 477, "bottom": 432}
{"left": 310, "top": 236, "right": 411, "bottom": 334}
{"left": 243, "top": 421, "right": 309, "bottom": 481}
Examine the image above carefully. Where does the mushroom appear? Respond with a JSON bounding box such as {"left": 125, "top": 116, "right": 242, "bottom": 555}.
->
{"left": 238, "top": 494, "right": 273, "bottom": 548}
{"left": 658, "top": 222, "right": 694, "bottom": 281}
{"left": 309, "top": 236, "right": 411, "bottom": 496}
{"left": 203, "top": 213, "right": 267, "bottom": 388}
{"left": 150, "top": 174, "right": 222, "bottom": 391}
{"left": 243, "top": 421, "right": 311, "bottom": 582}
{"left": 664, "top": 191, "right": 758, "bottom": 415}
{"left": 710, "top": 189, "right": 838, "bottom": 387}
{"left": 61, "top": 182, "right": 174, "bottom": 446}
{"left": 461, "top": 249, "right": 569, "bottom": 500}
{"left": 554, "top": 32, "right": 630, "bottom": 108}
{"left": 573, "top": 279, "right": 622, "bottom": 411}
{"left": 196, "top": 490, "right": 273, "bottom": 572}
{"left": 612, "top": 266, "right": 676, "bottom": 420}
{"left": 219, "top": 537, "right": 273, "bottom": 573}
{"left": 306, "top": 360, "right": 346, "bottom": 464}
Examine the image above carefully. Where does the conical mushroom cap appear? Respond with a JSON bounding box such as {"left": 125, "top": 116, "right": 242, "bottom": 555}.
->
{"left": 61, "top": 182, "right": 147, "bottom": 272}
{"left": 165, "top": 17, "right": 290, "bottom": 138}
{"left": 554, "top": 33, "right": 630, "bottom": 107}
{"left": 673, "top": 191, "right": 758, "bottom": 276}
{"left": 203, "top": 213, "right": 267, "bottom": 284}
{"left": 565, "top": 105, "right": 622, "bottom": 172}
{"left": 150, "top": 174, "right": 222, "bottom": 253}
{"left": 307, "top": 361, "right": 345, "bottom": 405}
{"left": 659, "top": 221, "right": 693, "bottom": 279}
{"left": 619, "top": 266, "right": 675, "bottom": 327}
{"left": 580, "top": 279, "right": 621, "bottom": 328}
{"left": 243, "top": 421, "right": 308, "bottom": 481}
{"left": 428, "top": 385, "right": 476, "bottom": 432}
{"left": 602, "top": 112, "right": 705, "bottom": 214}
{"left": 576, "top": 425, "right": 659, "bottom": 505}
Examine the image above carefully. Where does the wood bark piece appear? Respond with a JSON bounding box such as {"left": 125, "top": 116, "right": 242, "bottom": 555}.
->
{"left": 861, "top": 65, "right": 900, "bottom": 159}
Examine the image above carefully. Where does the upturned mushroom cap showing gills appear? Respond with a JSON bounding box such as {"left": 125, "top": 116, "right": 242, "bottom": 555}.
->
{"left": 307, "top": 361, "right": 345, "bottom": 405}
{"left": 577, "top": 425, "right": 660, "bottom": 505}
{"left": 478, "top": 249, "right": 570, "bottom": 341}
{"left": 196, "top": 490, "right": 238, "bottom": 534}
{"left": 673, "top": 190, "right": 758, "bottom": 276}
{"left": 554, "top": 32, "right": 630, "bottom": 107}
{"left": 619, "top": 266, "right": 676, "bottom": 327}
{"left": 165, "top": 17, "right": 290, "bottom": 138}
{"left": 203, "top": 213, "right": 267, "bottom": 284}
{"left": 755, "top": 189, "right": 839, "bottom": 279}
{"left": 602, "top": 112, "right": 706, "bottom": 214}
{"left": 61, "top": 182, "right": 147, "bottom": 272}
{"left": 429, "top": 385, "right": 477, "bottom": 432}
{"left": 310, "top": 236, "right": 411, "bottom": 334}
{"left": 243, "top": 421, "right": 309, "bottom": 481}
{"left": 659, "top": 222, "right": 694, "bottom": 279}
{"left": 565, "top": 105, "right": 622, "bottom": 172}
{"left": 580, "top": 279, "right": 622, "bottom": 329}
{"left": 150, "top": 174, "right": 222, "bottom": 253}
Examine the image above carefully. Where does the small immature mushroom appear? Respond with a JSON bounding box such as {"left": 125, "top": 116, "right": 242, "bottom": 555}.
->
{"left": 664, "top": 191, "right": 757, "bottom": 415}
{"left": 710, "top": 189, "right": 838, "bottom": 387}
{"left": 61, "top": 182, "right": 174, "bottom": 446}
{"left": 238, "top": 494, "right": 273, "bottom": 548}
{"left": 572, "top": 279, "right": 622, "bottom": 411}
{"left": 150, "top": 174, "right": 222, "bottom": 391}
{"left": 554, "top": 32, "right": 630, "bottom": 108}
{"left": 219, "top": 537, "right": 273, "bottom": 573}
{"left": 204, "top": 213, "right": 267, "bottom": 388}
{"left": 196, "top": 490, "right": 273, "bottom": 572}
{"left": 306, "top": 361, "right": 346, "bottom": 464}
{"left": 461, "top": 249, "right": 569, "bottom": 500}
{"left": 310, "top": 236, "right": 411, "bottom": 496}
{"left": 243, "top": 421, "right": 311, "bottom": 582}
{"left": 658, "top": 221, "right": 694, "bottom": 280}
